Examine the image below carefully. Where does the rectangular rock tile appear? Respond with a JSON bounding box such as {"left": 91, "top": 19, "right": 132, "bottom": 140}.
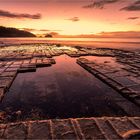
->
{"left": 23, "top": 60, "right": 31, "bottom": 64}
{"left": 123, "top": 66, "right": 134, "bottom": 71}
{"left": 0, "top": 77, "right": 14, "bottom": 88}
{"left": 13, "top": 61, "right": 23, "bottom": 65}
{"left": 130, "top": 117, "right": 140, "bottom": 128}
{"left": 20, "top": 64, "right": 36, "bottom": 68}
{"left": 0, "top": 63, "right": 6, "bottom": 67}
{"left": 49, "top": 58, "right": 56, "bottom": 64}
{"left": 5, "top": 67, "right": 18, "bottom": 72}
{"left": 0, "top": 63, "right": 3, "bottom": 67}
{"left": 30, "top": 59, "right": 37, "bottom": 64}
{"left": 36, "top": 59, "right": 51, "bottom": 67}
{"left": 52, "top": 119, "right": 78, "bottom": 139}
{"left": 68, "top": 54, "right": 80, "bottom": 57}
{"left": 0, "top": 71, "right": 17, "bottom": 77}
{"left": 77, "top": 58, "right": 91, "bottom": 64}
{"left": 106, "top": 71, "right": 130, "bottom": 78}
{"left": 128, "top": 76, "right": 140, "bottom": 85}
{"left": 6, "top": 62, "right": 13, "bottom": 65}
{"left": 8, "top": 64, "right": 21, "bottom": 68}
{"left": 77, "top": 118, "right": 106, "bottom": 139}
{"left": 28, "top": 120, "right": 52, "bottom": 139}
{"left": 0, "top": 88, "right": 4, "bottom": 102}
{"left": 96, "top": 118, "right": 122, "bottom": 139}
{"left": 43, "top": 58, "right": 51, "bottom": 64}
{"left": 46, "top": 54, "right": 52, "bottom": 58}
{"left": 113, "top": 77, "right": 137, "bottom": 86}
{"left": 121, "top": 88, "right": 135, "bottom": 96}
{"left": 99, "top": 69, "right": 116, "bottom": 74}
{"left": 37, "top": 59, "right": 42, "bottom": 63}
{"left": 131, "top": 63, "right": 140, "bottom": 68}
{"left": 3, "top": 123, "right": 27, "bottom": 139}
{"left": 33, "top": 53, "right": 43, "bottom": 57}
{"left": 0, "top": 124, "right": 7, "bottom": 138}
{"left": 0, "top": 68, "right": 6, "bottom": 73}
{"left": 104, "top": 77, "right": 123, "bottom": 88}
{"left": 4, "top": 66, "right": 11, "bottom": 69}
{"left": 128, "top": 84, "right": 140, "bottom": 92}
{"left": 89, "top": 65, "right": 102, "bottom": 70}
{"left": 18, "top": 67, "right": 36, "bottom": 73}
{"left": 108, "top": 117, "right": 138, "bottom": 137}
{"left": 125, "top": 68, "right": 139, "bottom": 75}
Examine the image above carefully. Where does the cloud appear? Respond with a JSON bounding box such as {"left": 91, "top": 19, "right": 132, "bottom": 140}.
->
{"left": 0, "top": 10, "right": 41, "bottom": 19}
{"left": 127, "top": 17, "right": 139, "bottom": 20}
{"left": 121, "top": 0, "right": 140, "bottom": 11}
{"left": 83, "top": 0, "right": 120, "bottom": 9}
{"left": 39, "top": 29, "right": 62, "bottom": 32}
{"left": 97, "top": 31, "right": 140, "bottom": 38}
{"left": 135, "top": 0, "right": 140, "bottom": 5}
{"left": 66, "top": 17, "right": 80, "bottom": 22}
{"left": 20, "top": 28, "right": 36, "bottom": 32}
{"left": 20, "top": 28, "right": 62, "bottom": 32}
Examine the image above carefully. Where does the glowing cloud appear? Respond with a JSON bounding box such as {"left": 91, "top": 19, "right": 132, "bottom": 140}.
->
{"left": 121, "top": 0, "right": 140, "bottom": 11}
{"left": 66, "top": 17, "right": 80, "bottom": 22}
{"left": 0, "top": 10, "right": 41, "bottom": 19}
{"left": 83, "top": 0, "right": 120, "bottom": 9}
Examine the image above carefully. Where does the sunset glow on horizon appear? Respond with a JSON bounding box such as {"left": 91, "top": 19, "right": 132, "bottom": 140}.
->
{"left": 0, "top": 0, "right": 140, "bottom": 35}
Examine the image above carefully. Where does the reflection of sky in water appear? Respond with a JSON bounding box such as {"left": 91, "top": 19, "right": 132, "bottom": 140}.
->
{"left": 1, "top": 55, "right": 140, "bottom": 121}
{"left": 82, "top": 56, "right": 124, "bottom": 68}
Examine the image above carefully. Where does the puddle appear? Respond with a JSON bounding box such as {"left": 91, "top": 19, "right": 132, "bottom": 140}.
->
{"left": 82, "top": 56, "right": 124, "bottom": 69}
{"left": 0, "top": 55, "right": 140, "bottom": 122}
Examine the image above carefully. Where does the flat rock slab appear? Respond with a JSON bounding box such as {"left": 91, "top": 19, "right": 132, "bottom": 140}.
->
{"left": 28, "top": 120, "right": 52, "bottom": 139}
{"left": 0, "top": 45, "right": 140, "bottom": 139}
{"left": 0, "top": 71, "right": 17, "bottom": 77}
{"left": 1, "top": 117, "right": 140, "bottom": 139}
{"left": 3, "top": 122, "right": 27, "bottom": 139}
{"left": 0, "top": 77, "right": 14, "bottom": 89}
{"left": 52, "top": 119, "right": 79, "bottom": 139}
{"left": 77, "top": 58, "right": 140, "bottom": 106}
{"left": 0, "top": 88, "right": 4, "bottom": 102}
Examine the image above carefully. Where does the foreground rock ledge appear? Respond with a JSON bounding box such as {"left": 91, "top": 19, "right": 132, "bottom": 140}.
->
{"left": 1, "top": 117, "right": 140, "bottom": 139}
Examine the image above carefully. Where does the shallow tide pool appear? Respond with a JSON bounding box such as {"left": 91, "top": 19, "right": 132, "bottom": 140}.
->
{"left": 0, "top": 55, "right": 140, "bottom": 122}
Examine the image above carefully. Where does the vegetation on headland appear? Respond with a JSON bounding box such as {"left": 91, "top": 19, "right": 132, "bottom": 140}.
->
{"left": 45, "top": 34, "right": 53, "bottom": 38}
{"left": 0, "top": 26, "right": 36, "bottom": 37}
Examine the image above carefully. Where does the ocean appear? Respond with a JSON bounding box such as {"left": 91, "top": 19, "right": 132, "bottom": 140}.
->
{"left": 0, "top": 37, "right": 140, "bottom": 50}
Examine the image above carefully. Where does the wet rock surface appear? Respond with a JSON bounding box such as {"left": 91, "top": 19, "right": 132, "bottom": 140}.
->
{"left": 1, "top": 55, "right": 140, "bottom": 122}
{"left": 77, "top": 54, "right": 140, "bottom": 106}
{"left": 0, "top": 117, "right": 140, "bottom": 139}
{"left": 0, "top": 44, "right": 140, "bottom": 138}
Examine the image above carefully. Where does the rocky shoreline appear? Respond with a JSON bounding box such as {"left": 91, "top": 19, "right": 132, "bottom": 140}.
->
{"left": 0, "top": 44, "right": 140, "bottom": 139}
{"left": 1, "top": 117, "right": 140, "bottom": 139}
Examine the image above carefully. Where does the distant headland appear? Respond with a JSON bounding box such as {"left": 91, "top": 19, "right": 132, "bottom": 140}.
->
{"left": 0, "top": 26, "right": 36, "bottom": 37}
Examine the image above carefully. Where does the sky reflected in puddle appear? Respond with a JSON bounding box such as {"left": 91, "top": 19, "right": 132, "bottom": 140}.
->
{"left": 0, "top": 55, "right": 140, "bottom": 122}
{"left": 82, "top": 56, "right": 124, "bottom": 69}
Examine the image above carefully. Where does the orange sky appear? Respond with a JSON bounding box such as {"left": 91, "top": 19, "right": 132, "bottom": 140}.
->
{"left": 0, "top": 0, "right": 140, "bottom": 35}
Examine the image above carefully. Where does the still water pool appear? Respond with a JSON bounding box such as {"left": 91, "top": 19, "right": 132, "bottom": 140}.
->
{"left": 0, "top": 55, "right": 140, "bottom": 122}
